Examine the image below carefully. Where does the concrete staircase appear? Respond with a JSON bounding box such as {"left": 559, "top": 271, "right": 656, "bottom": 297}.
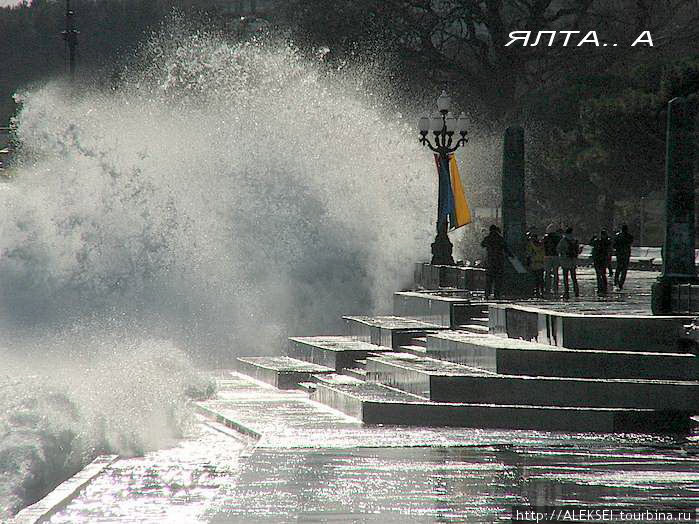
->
{"left": 232, "top": 289, "right": 699, "bottom": 434}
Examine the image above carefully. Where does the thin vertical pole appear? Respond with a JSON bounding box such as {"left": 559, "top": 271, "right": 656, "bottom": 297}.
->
{"left": 639, "top": 197, "right": 645, "bottom": 247}
{"left": 62, "top": 0, "right": 78, "bottom": 79}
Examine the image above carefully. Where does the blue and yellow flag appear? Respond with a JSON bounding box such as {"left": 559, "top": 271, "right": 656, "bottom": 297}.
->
{"left": 434, "top": 154, "right": 471, "bottom": 230}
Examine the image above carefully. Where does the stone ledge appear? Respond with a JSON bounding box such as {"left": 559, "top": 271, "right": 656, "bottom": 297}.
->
{"left": 12, "top": 454, "right": 118, "bottom": 524}
{"left": 312, "top": 375, "right": 693, "bottom": 433}
{"left": 427, "top": 331, "right": 699, "bottom": 380}
{"left": 414, "top": 263, "right": 487, "bottom": 290}
{"left": 234, "top": 356, "right": 334, "bottom": 389}
{"left": 194, "top": 403, "right": 263, "bottom": 441}
{"left": 393, "top": 291, "right": 488, "bottom": 328}
{"left": 343, "top": 315, "right": 445, "bottom": 330}
{"left": 287, "top": 336, "right": 390, "bottom": 371}
{"left": 343, "top": 315, "right": 447, "bottom": 349}
{"left": 365, "top": 352, "right": 699, "bottom": 410}
{"left": 489, "top": 303, "right": 693, "bottom": 352}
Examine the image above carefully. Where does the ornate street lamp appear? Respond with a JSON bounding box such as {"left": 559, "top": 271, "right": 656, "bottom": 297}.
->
{"left": 418, "top": 91, "right": 468, "bottom": 265}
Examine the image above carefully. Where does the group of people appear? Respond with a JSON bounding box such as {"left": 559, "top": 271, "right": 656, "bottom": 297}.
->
{"left": 525, "top": 225, "right": 581, "bottom": 299}
{"left": 480, "top": 223, "right": 635, "bottom": 299}
{"left": 588, "top": 225, "right": 634, "bottom": 295}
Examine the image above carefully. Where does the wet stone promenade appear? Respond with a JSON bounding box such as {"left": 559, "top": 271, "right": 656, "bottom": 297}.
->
{"left": 41, "top": 371, "right": 699, "bottom": 523}
{"left": 520, "top": 268, "right": 656, "bottom": 315}
{"left": 27, "top": 269, "right": 699, "bottom": 523}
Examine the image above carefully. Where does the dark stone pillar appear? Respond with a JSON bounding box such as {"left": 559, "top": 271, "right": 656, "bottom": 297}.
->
{"left": 652, "top": 97, "right": 698, "bottom": 314}
{"left": 501, "top": 126, "right": 533, "bottom": 297}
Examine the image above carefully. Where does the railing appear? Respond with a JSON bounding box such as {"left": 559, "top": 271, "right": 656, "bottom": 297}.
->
{"left": 577, "top": 245, "right": 663, "bottom": 270}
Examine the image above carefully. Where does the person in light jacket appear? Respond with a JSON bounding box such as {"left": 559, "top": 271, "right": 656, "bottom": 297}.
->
{"left": 526, "top": 232, "right": 546, "bottom": 298}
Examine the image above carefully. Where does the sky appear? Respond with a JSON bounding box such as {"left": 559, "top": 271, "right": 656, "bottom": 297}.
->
{"left": 0, "top": 0, "right": 22, "bottom": 6}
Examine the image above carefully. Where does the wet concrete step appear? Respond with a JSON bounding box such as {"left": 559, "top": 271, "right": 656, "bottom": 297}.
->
{"left": 234, "top": 356, "right": 334, "bottom": 389}
{"left": 343, "top": 315, "right": 448, "bottom": 349}
{"left": 341, "top": 368, "right": 368, "bottom": 380}
{"left": 456, "top": 324, "right": 489, "bottom": 335}
{"left": 409, "top": 336, "right": 428, "bottom": 347}
{"left": 413, "top": 264, "right": 488, "bottom": 291}
{"left": 312, "top": 374, "right": 692, "bottom": 433}
{"left": 365, "top": 352, "right": 699, "bottom": 411}
{"left": 427, "top": 331, "right": 699, "bottom": 381}
{"left": 287, "top": 336, "right": 391, "bottom": 372}
{"left": 297, "top": 381, "right": 318, "bottom": 393}
{"left": 489, "top": 303, "right": 693, "bottom": 352}
{"left": 399, "top": 344, "right": 427, "bottom": 356}
{"left": 393, "top": 291, "right": 487, "bottom": 328}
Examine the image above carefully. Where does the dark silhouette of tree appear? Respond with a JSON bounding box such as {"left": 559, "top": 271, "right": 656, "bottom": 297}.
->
{"left": 0, "top": 0, "right": 237, "bottom": 124}
{"left": 1, "top": 0, "right": 698, "bottom": 234}
{"left": 278, "top": 0, "right": 699, "bottom": 121}
{"left": 531, "top": 56, "right": 699, "bottom": 230}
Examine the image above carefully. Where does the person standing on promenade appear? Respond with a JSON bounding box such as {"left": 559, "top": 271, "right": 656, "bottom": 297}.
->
{"left": 590, "top": 229, "right": 612, "bottom": 296}
{"left": 542, "top": 224, "right": 561, "bottom": 297}
{"left": 526, "top": 232, "right": 546, "bottom": 298}
{"left": 481, "top": 225, "right": 506, "bottom": 299}
{"left": 557, "top": 227, "right": 580, "bottom": 299}
{"left": 608, "top": 228, "right": 616, "bottom": 280}
{"left": 613, "top": 224, "right": 634, "bottom": 290}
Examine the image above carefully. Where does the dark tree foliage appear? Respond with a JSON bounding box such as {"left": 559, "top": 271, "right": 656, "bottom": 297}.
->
{"left": 0, "top": 0, "right": 231, "bottom": 124}
{"left": 278, "top": 0, "right": 699, "bottom": 121}
{"left": 530, "top": 56, "right": 699, "bottom": 232}
{"left": 277, "top": 0, "right": 699, "bottom": 230}
{"left": 1, "top": 0, "right": 698, "bottom": 232}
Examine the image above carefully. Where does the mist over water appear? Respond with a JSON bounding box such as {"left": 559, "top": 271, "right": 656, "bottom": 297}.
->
{"left": 0, "top": 26, "right": 436, "bottom": 516}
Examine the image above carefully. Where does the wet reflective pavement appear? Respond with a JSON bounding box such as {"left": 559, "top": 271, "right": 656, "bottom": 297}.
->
{"left": 47, "top": 371, "right": 699, "bottom": 523}
{"left": 47, "top": 419, "right": 248, "bottom": 523}
{"left": 44, "top": 269, "right": 699, "bottom": 522}
{"left": 515, "top": 268, "right": 657, "bottom": 315}
{"left": 210, "top": 445, "right": 699, "bottom": 523}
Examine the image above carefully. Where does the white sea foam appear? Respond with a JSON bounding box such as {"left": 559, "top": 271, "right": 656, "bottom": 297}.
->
{"left": 0, "top": 25, "right": 437, "bottom": 518}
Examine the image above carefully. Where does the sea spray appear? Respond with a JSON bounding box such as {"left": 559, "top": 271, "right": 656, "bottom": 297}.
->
{"left": 0, "top": 26, "right": 439, "bottom": 518}
{"left": 0, "top": 328, "right": 207, "bottom": 517}
{"left": 5, "top": 31, "right": 435, "bottom": 358}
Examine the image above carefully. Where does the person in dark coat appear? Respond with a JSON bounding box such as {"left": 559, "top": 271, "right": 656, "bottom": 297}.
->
{"left": 481, "top": 225, "right": 506, "bottom": 299}
{"left": 556, "top": 227, "right": 580, "bottom": 299}
{"left": 542, "top": 224, "right": 561, "bottom": 297}
{"left": 590, "top": 229, "right": 612, "bottom": 296}
{"left": 613, "top": 224, "right": 634, "bottom": 290}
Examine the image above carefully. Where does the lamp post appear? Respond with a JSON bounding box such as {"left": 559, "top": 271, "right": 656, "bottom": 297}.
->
{"left": 61, "top": 0, "right": 79, "bottom": 79}
{"left": 639, "top": 196, "right": 645, "bottom": 247}
{"left": 418, "top": 90, "right": 468, "bottom": 265}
